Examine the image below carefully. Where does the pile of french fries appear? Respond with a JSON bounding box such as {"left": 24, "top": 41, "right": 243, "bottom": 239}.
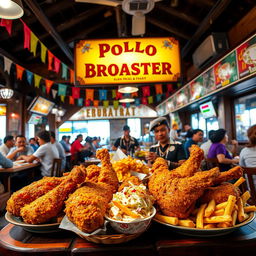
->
{"left": 155, "top": 177, "right": 256, "bottom": 229}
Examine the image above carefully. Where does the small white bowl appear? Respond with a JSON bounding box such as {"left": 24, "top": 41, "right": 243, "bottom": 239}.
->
{"left": 105, "top": 207, "right": 156, "bottom": 234}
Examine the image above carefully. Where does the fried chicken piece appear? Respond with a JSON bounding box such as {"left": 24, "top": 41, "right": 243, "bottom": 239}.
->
{"left": 118, "top": 176, "right": 141, "bottom": 192}
{"left": 200, "top": 182, "right": 241, "bottom": 204}
{"left": 6, "top": 176, "right": 64, "bottom": 216}
{"left": 20, "top": 165, "right": 86, "bottom": 224}
{"left": 212, "top": 166, "right": 243, "bottom": 185}
{"left": 85, "top": 164, "right": 101, "bottom": 183}
{"left": 65, "top": 149, "right": 119, "bottom": 233}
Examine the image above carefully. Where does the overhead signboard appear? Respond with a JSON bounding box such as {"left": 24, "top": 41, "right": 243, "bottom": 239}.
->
{"left": 75, "top": 38, "right": 181, "bottom": 85}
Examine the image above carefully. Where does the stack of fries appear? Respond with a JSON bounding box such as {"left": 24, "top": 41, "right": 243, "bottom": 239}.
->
{"left": 155, "top": 177, "right": 256, "bottom": 229}
{"left": 112, "top": 157, "right": 149, "bottom": 182}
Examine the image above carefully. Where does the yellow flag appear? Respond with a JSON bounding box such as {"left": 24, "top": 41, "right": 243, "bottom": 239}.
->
{"left": 60, "top": 95, "right": 65, "bottom": 102}
{"left": 30, "top": 32, "right": 38, "bottom": 56}
{"left": 40, "top": 42, "right": 47, "bottom": 63}
{"left": 34, "top": 74, "right": 41, "bottom": 88}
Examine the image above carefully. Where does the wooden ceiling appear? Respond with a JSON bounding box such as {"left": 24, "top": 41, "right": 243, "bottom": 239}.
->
{"left": 0, "top": 0, "right": 255, "bottom": 106}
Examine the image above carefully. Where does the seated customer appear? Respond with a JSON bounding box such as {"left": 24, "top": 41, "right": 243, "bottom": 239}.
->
{"left": 18, "top": 131, "right": 59, "bottom": 177}
{"left": 239, "top": 125, "right": 256, "bottom": 167}
{"left": 200, "top": 130, "right": 215, "bottom": 158}
{"left": 59, "top": 135, "right": 71, "bottom": 153}
{"left": 29, "top": 137, "right": 39, "bottom": 152}
{"left": 7, "top": 135, "right": 34, "bottom": 160}
{"left": 0, "top": 135, "right": 15, "bottom": 156}
{"left": 0, "top": 152, "right": 13, "bottom": 194}
{"left": 184, "top": 129, "right": 204, "bottom": 158}
{"left": 71, "top": 134, "right": 92, "bottom": 162}
{"left": 207, "top": 129, "right": 239, "bottom": 171}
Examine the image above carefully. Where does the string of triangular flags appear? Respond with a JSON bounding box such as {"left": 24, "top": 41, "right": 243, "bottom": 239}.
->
{"left": 0, "top": 18, "right": 74, "bottom": 83}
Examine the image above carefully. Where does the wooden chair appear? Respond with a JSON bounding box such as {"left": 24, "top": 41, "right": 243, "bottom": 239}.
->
{"left": 51, "top": 158, "right": 62, "bottom": 177}
{"left": 240, "top": 167, "right": 256, "bottom": 205}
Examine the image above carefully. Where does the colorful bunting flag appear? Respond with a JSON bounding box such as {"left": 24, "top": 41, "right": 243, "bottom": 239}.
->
{"left": 131, "top": 92, "right": 138, "bottom": 97}
{"left": 48, "top": 50, "right": 54, "bottom": 71}
{"left": 51, "top": 89, "right": 57, "bottom": 99}
{"left": 34, "top": 74, "right": 42, "bottom": 88}
{"left": 58, "top": 84, "right": 67, "bottom": 96}
{"left": 121, "top": 103, "right": 126, "bottom": 108}
{"left": 156, "top": 94, "right": 162, "bottom": 102}
{"left": 155, "top": 84, "right": 163, "bottom": 94}
{"left": 54, "top": 57, "right": 61, "bottom": 73}
{"left": 148, "top": 96, "right": 153, "bottom": 104}
{"left": 135, "top": 98, "right": 140, "bottom": 106}
{"left": 142, "top": 86, "right": 150, "bottom": 97}
{"left": 77, "top": 98, "right": 83, "bottom": 107}
{"left": 167, "top": 83, "right": 174, "bottom": 93}
{"left": 69, "top": 96, "right": 74, "bottom": 105}
{"left": 126, "top": 103, "right": 130, "bottom": 108}
{"left": 4, "top": 56, "right": 12, "bottom": 74}
{"left": 116, "top": 91, "right": 122, "bottom": 100}
{"left": 85, "top": 99, "right": 90, "bottom": 107}
{"left": 0, "top": 19, "right": 12, "bottom": 35}
{"left": 40, "top": 42, "right": 47, "bottom": 63}
{"left": 70, "top": 69, "right": 74, "bottom": 84}
{"left": 23, "top": 22, "right": 31, "bottom": 50}
{"left": 26, "top": 70, "right": 33, "bottom": 85}
{"left": 99, "top": 90, "right": 107, "bottom": 101}
{"left": 142, "top": 97, "right": 148, "bottom": 105}
{"left": 16, "top": 64, "right": 24, "bottom": 80}
{"left": 61, "top": 63, "right": 68, "bottom": 80}
{"left": 42, "top": 85, "right": 46, "bottom": 94}
{"left": 45, "top": 79, "right": 53, "bottom": 94}
{"left": 86, "top": 89, "right": 94, "bottom": 101}
{"left": 60, "top": 95, "right": 65, "bottom": 102}
{"left": 112, "top": 89, "right": 116, "bottom": 99}
{"left": 103, "top": 100, "right": 109, "bottom": 108}
{"left": 93, "top": 100, "right": 99, "bottom": 107}
{"left": 30, "top": 32, "right": 38, "bottom": 56}
{"left": 72, "top": 87, "right": 80, "bottom": 99}
{"left": 113, "top": 100, "right": 119, "bottom": 109}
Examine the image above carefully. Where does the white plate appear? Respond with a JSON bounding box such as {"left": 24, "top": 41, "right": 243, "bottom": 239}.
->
{"left": 5, "top": 212, "right": 60, "bottom": 233}
{"left": 154, "top": 211, "right": 255, "bottom": 237}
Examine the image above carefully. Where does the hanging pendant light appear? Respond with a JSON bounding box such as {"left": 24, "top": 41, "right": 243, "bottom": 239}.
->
{"left": 118, "top": 85, "right": 138, "bottom": 94}
{"left": 0, "top": 87, "right": 14, "bottom": 99}
{"left": 119, "top": 96, "right": 135, "bottom": 103}
{"left": 0, "top": 0, "right": 24, "bottom": 19}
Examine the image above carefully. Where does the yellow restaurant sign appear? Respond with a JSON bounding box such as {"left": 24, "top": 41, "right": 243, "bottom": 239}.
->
{"left": 75, "top": 38, "right": 180, "bottom": 85}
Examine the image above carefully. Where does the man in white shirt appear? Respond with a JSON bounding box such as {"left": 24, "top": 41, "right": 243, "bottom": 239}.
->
{"left": 7, "top": 135, "right": 34, "bottom": 161}
{"left": 18, "top": 131, "right": 59, "bottom": 177}
{"left": 0, "top": 135, "right": 15, "bottom": 156}
{"left": 200, "top": 130, "right": 215, "bottom": 158}
{"left": 50, "top": 131, "right": 66, "bottom": 172}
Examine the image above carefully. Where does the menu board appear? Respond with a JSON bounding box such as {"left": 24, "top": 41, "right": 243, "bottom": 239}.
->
{"left": 237, "top": 36, "right": 256, "bottom": 79}
{"left": 214, "top": 51, "right": 238, "bottom": 88}
{"left": 189, "top": 76, "right": 203, "bottom": 101}
{"left": 202, "top": 68, "right": 216, "bottom": 94}
{"left": 176, "top": 86, "right": 190, "bottom": 108}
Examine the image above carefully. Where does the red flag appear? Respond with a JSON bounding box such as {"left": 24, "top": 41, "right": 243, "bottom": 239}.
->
{"left": 48, "top": 50, "right": 54, "bottom": 70}
{"left": 116, "top": 91, "right": 122, "bottom": 100}
{"left": 72, "top": 87, "right": 80, "bottom": 99}
{"left": 86, "top": 89, "right": 94, "bottom": 101}
{"left": 22, "top": 22, "right": 31, "bottom": 50}
{"left": 142, "top": 97, "right": 148, "bottom": 105}
{"left": 93, "top": 100, "right": 99, "bottom": 107}
{"left": 54, "top": 57, "right": 61, "bottom": 73}
{"left": 0, "top": 19, "right": 12, "bottom": 35}
{"left": 131, "top": 92, "right": 138, "bottom": 97}
{"left": 142, "top": 86, "right": 150, "bottom": 97}
{"left": 167, "top": 83, "right": 174, "bottom": 93}
{"left": 155, "top": 84, "right": 163, "bottom": 94}
{"left": 16, "top": 64, "right": 25, "bottom": 80}
{"left": 69, "top": 96, "right": 74, "bottom": 105}
{"left": 122, "top": 103, "right": 126, "bottom": 108}
{"left": 70, "top": 69, "right": 74, "bottom": 84}
{"left": 45, "top": 80, "right": 54, "bottom": 94}
{"left": 85, "top": 99, "right": 90, "bottom": 106}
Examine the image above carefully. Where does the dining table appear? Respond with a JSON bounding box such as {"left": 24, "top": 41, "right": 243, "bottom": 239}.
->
{"left": 0, "top": 218, "right": 256, "bottom": 256}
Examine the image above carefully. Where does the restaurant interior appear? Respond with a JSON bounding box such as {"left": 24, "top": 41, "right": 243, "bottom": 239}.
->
{"left": 0, "top": 0, "right": 256, "bottom": 255}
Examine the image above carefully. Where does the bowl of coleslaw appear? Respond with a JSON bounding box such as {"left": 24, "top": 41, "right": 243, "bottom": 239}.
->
{"left": 105, "top": 182, "right": 156, "bottom": 234}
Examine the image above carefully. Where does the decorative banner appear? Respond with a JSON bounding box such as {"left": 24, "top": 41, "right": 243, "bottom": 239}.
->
{"left": 72, "top": 87, "right": 80, "bottom": 99}
{"left": 40, "top": 42, "right": 47, "bottom": 63}
{"left": 142, "top": 86, "right": 150, "bottom": 97}
{"left": 103, "top": 100, "right": 109, "bottom": 108}
{"left": 148, "top": 96, "right": 153, "bottom": 104}
{"left": 4, "top": 56, "right": 12, "bottom": 74}
{"left": 77, "top": 98, "right": 83, "bottom": 107}
{"left": 23, "top": 22, "right": 31, "bottom": 50}
{"left": 112, "top": 89, "right": 116, "bottom": 99}
{"left": 113, "top": 100, "right": 119, "bottom": 109}
{"left": 237, "top": 36, "right": 256, "bottom": 79}
{"left": 16, "top": 64, "right": 25, "bottom": 80}
{"left": 116, "top": 91, "right": 122, "bottom": 100}
{"left": 58, "top": 84, "right": 67, "bottom": 96}
{"left": 62, "top": 63, "right": 68, "bottom": 79}
{"left": 60, "top": 95, "right": 65, "bottom": 102}
{"left": 69, "top": 96, "right": 74, "bottom": 105}
{"left": 135, "top": 98, "right": 140, "bottom": 106}
{"left": 70, "top": 69, "right": 74, "bottom": 84}
{"left": 131, "top": 91, "right": 138, "bottom": 97}
{"left": 167, "top": 83, "right": 174, "bottom": 93}
{"left": 156, "top": 94, "right": 162, "bottom": 102}
{"left": 45, "top": 79, "right": 53, "bottom": 94}
{"left": 34, "top": 74, "right": 42, "bottom": 88}
{"left": 93, "top": 100, "right": 99, "bottom": 107}
{"left": 142, "top": 97, "right": 147, "bottom": 105}
{"left": 42, "top": 85, "right": 46, "bottom": 94}
{"left": 85, "top": 99, "right": 90, "bottom": 106}
{"left": 99, "top": 89, "right": 107, "bottom": 101}
{"left": 51, "top": 89, "right": 58, "bottom": 99}
{"left": 48, "top": 50, "right": 54, "bottom": 71}
{"left": 75, "top": 37, "right": 181, "bottom": 85}
{"left": 121, "top": 103, "right": 126, "bottom": 108}
{"left": 86, "top": 89, "right": 94, "bottom": 101}
{"left": 214, "top": 51, "right": 238, "bottom": 89}
{"left": 54, "top": 57, "right": 61, "bottom": 73}
{"left": 30, "top": 32, "right": 38, "bottom": 56}
{"left": 26, "top": 70, "right": 33, "bottom": 85}
{"left": 0, "top": 19, "right": 12, "bottom": 35}
{"left": 126, "top": 103, "right": 130, "bottom": 108}
{"left": 155, "top": 84, "right": 163, "bottom": 94}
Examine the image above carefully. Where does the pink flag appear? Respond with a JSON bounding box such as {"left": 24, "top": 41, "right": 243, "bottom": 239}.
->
{"left": 0, "top": 19, "right": 12, "bottom": 35}
{"left": 48, "top": 50, "right": 54, "bottom": 71}
{"left": 23, "top": 22, "right": 31, "bottom": 50}
{"left": 54, "top": 57, "right": 61, "bottom": 73}
{"left": 72, "top": 87, "right": 80, "bottom": 99}
{"left": 142, "top": 86, "right": 150, "bottom": 97}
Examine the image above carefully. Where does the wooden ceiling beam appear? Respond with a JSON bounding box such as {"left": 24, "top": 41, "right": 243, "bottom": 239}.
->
{"left": 156, "top": 4, "right": 200, "bottom": 26}
{"left": 24, "top": 0, "right": 73, "bottom": 62}
{"left": 147, "top": 17, "right": 191, "bottom": 40}
{"left": 182, "top": 0, "right": 231, "bottom": 58}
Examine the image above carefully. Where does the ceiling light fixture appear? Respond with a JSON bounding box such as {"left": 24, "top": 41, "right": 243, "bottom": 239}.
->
{"left": 118, "top": 85, "right": 138, "bottom": 94}
{"left": 0, "top": 87, "right": 14, "bottom": 99}
{"left": 119, "top": 96, "right": 135, "bottom": 103}
{"left": 0, "top": 0, "right": 24, "bottom": 19}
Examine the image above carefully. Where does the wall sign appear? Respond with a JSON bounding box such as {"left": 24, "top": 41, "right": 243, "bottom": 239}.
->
{"left": 75, "top": 38, "right": 180, "bottom": 85}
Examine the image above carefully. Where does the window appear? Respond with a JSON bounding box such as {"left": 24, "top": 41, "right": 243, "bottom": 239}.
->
{"left": 127, "top": 118, "right": 141, "bottom": 139}
{"left": 234, "top": 94, "right": 256, "bottom": 141}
